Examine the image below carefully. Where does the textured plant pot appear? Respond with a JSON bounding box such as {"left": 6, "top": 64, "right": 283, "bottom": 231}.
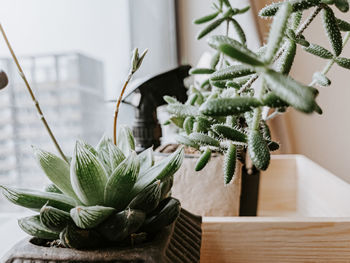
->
{"left": 157, "top": 152, "right": 242, "bottom": 217}
{"left": 2, "top": 209, "right": 202, "bottom": 263}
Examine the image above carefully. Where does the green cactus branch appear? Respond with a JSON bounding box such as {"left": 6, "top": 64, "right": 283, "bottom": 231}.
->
{"left": 0, "top": 24, "right": 68, "bottom": 163}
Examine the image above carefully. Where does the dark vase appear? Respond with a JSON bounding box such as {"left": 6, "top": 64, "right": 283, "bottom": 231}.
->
{"left": 2, "top": 209, "right": 202, "bottom": 263}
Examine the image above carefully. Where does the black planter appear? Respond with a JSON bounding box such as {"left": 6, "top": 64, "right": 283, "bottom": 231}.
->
{"left": 2, "top": 209, "right": 202, "bottom": 263}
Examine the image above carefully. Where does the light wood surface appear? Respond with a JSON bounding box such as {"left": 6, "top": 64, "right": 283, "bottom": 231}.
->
{"left": 201, "top": 155, "right": 350, "bottom": 262}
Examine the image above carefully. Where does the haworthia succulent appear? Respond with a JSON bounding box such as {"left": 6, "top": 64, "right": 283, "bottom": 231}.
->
{"left": 264, "top": 3, "right": 292, "bottom": 63}
{"left": 45, "top": 184, "right": 63, "bottom": 194}
{"left": 210, "top": 65, "right": 255, "bottom": 81}
{"left": 96, "top": 137, "right": 113, "bottom": 176}
{"left": 166, "top": 104, "right": 199, "bottom": 117}
{"left": 303, "top": 43, "right": 334, "bottom": 59}
{"left": 138, "top": 147, "right": 154, "bottom": 174}
{"left": 70, "top": 205, "right": 115, "bottom": 229}
{"left": 19, "top": 215, "right": 59, "bottom": 240}
{"left": 322, "top": 6, "right": 343, "bottom": 56}
{"left": 263, "top": 69, "right": 316, "bottom": 113}
{"left": 40, "top": 205, "right": 72, "bottom": 231}
{"left": 212, "top": 124, "right": 247, "bottom": 142}
{"left": 1, "top": 186, "right": 76, "bottom": 212}
{"left": 189, "top": 132, "right": 220, "bottom": 147}
{"left": 197, "top": 18, "right": 225, "bottom": 40}
{"left": 248, "top": 130, "right": 270, "bottom": 171}
{"left": 107, "top": 143, "right": 126, "bottom": 172}
{"left": 199, "top": 97, "right": 262, "bottom": 116}
{"left": 259, "top": 0, "right": 320, "bottom": 17}
{"left": 70, "top": 141, "right": 108, "bottom": 206}
{"left": 104, "top": 152, "right": 139, "bottom": 210}
{"left": 224, "top": 143, "right": 237, "bottom": 184}
{"left": 313, "top": 72, "right": 331, "bottom": 86}
{"left": 33, "top": 147, "right": 78, "bottom": 200}
{"left": 186, "top": 93, "right": 198, "bottom": 105}
{"left": 189, "top": 68, "right": 216, "bottom": 75}
{"left": 128, "top": 181, "right": 161, "bottom": 214}
{"left": 60, "top": 224, "right": 105, "bottom": 249}
{"left": 290, "top": 11, "right": 303, "bottom": 30}
{"left": 195, "top": 148, "right": 212, "bottom": 171}
{"left": 117, "top": 126, "right": 136, "bottom": 156}
{"left": 335, "top": 57, "right": 350, "bottom": 69}
{"left": 193, "top": 11, "right": 220, "bottom": 24}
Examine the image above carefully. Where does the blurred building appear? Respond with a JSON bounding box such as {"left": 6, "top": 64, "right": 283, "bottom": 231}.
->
{"left": 0, "top": 53, "right": 106, "bottom": 191}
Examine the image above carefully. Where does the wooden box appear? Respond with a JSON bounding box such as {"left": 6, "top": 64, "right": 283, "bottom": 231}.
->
{"left": 201, "top": 155, "right": 350, "bottom": 262}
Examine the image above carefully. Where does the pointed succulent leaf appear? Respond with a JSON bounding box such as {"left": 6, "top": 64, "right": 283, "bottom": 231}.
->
{"left": 132, "top": 147, "right": 184, "bottom": 197}
{"left": 138, "top": 147, "right": 154, "bottom": 174}
{"left": 40, "top": 204, "right": 72, "bottom": 232}
{"left": 166, "top": 104, "right": 199, "bottom": 117}
{"left": 1, "top": 186, "right": 76, "bottom": 212}
{"left": 265, "top": 3, "right": 292, "bottom": 63}
{"left": 303, "top": 43, "right": 334, "bottom": 59}
{"left": 268, "top": 141, "right": 280, "bottom": 151}
{"left": 33, "top": 147, "right": 78, "bottom": 200}
{"left": 117, "top": 125, "right": 136, "bottom": 156}
{"left": 337, "top": 18, "right": 350, "bottom": 31}
{"left": 184, "top": 116, "right": 195, "bottom": 135}
{"left": 263, "top": 69, "right": 316, "bottom": 113}
{"left": 19, "top": 215, "right": 59, "bottom": 240}
{"left": 104, "top": 152, "right": 139, "bottom": 210}
{"left": 334, "top": 0, "right": 349, "bottom": 12}
{"left": 193, "top": 11, "right": 220, "bottom": 24}
{"left": 163, "top": 95, "right": 179, "bottom": 104}
{"left": 170, "top": 116, "right": 185, "bottom": 128}
{"left": 210, "top": 51, "right": 221, "bottom": 69}
{"left": 322, "top": 6, "right": 343, "bottom": 56}
{"left": 189, "top": 133, "right": 220, "bottom": 147}
{"left": 197, "top": 18, "right": 225, "bottom": 40}
{"left": 210, "top": 65, "right": 255, "bottom": 81}
{"left": 186, "top": 93, "right": 198, "bottom": 105}
{"left": 60, "top": 224, "right": 105, "bottom": 249}
{"left": 262, "top": 92, "right": 289, "bottom": 108}
{"left": 108, "top": 142, "right": 126, "bottom": 172}
{"left": 189, "top": 68, "right": 215, "bottom": 75}
{"left": 230, "top": 18, "right": 247, "bottom": 45}
{"left": 70, "top": 141, "right": 108, "bottom": 206}
{"left": 160, "top": 176, "right": 173, "bottom": 200}
{"left": 335, "top": 57, "right": 350, "bottom": 69}
{"left": 195, "top": 148, "right": 212, "bottom": 171}
{"left": 70, "top": 205, "right": 115, "bottom": 229}
{"left": 275, "top": 39, "right": 297, "bottom": 74}
{"left": 224, "top": 143, "right": 237, "bottom": 184}
{"left": 141, "top": 197, "right": 181, "bottom": 233}
{"left": 128, "top": 181, "right": 161, "bottom": 214}
{"left": 290, "top": 11, "right": 303, "bottom": 30}
{"left": 212, "top": 124, "right": 247, "bottom": 142}
{"left": 313, "top": 72, "right": 331, "bottom": 86}
{"left": 175, "top": 134, "right": 200, "bottom": 149}
{"left": 248, "top": 130, "right": 270, "bottom": 171}
{"left": 210, "top": 79, "right": 228, "bottom": 88}
{"left": 259, "top": 0, "right": 320, "bottom": 17}
{"left": 97, "top": 209, "right": 146, "bottom": 242}
{"left": 96, "top": 136, "right": 113, "bottom": 175}
{"left": 199, "top": 97, "right": 262, "bottom": 116}
{"left": 45, "top": 184, "right": 63, "bottom": 194}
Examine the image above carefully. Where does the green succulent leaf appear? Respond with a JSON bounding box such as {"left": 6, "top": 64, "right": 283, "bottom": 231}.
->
{"left": 1, "top": 186, "right": 76, "bottom": 212}
{"left": 60, "top": 224, "right": 105, "bottom": 249}
{"left": 170, "top": 116, "right": 185, "bottom": 128}
{"left": 275, "top": 39, "right": 297, "bottom": 74}
{"left": 45, "top": 184, "right": 63, "bottom": 194}
{"left": 262, "top": 92, "right": 289, "bottom": 108}
{"left": 248, "top": 129, "right": 270, "bottom": 171}
{"left": 132, "top": 147, "right": 184, "bottom": 197}
{"left": 199, "top": 97, "right": 262, "bottom": 116}
{"left": 70, "top": 205, "right": 115, "bottom": 229}
{"left": 313, "top": 72, "right": 331, "bottom": 86}
{"left": 33, "top": 147, "right": 78, "bottom": 200}
{"left": 210, "top": 64, "right": 255, "bottom": 81}
{"left": 212, "top": 124, "right": 247, "bottom": 142}
{"left": 117, "top": 126, "right": 136, "bottom": 156}
{"left": 303, "top": 43, "right": 334, "bottom": 59}
{"left": 70, "top": 141, "right": 108, "bottom": 206}
{"left": 322, "top": 6, "right": 343, "bottom": 56}
{"left": 189, "top": 68, "right": 216, "bottom": 74}
{"left": 230, "top": 18, "right": 247, "bottom": 45}
{"left": 104, "top": 152, "right": 139, "bottom": 210}
{"left": 138, "top": 147, "right": 154, "bottom": 174}
{"left": 335, "top": 57, "right": 350, "bottom": 69}
{"left": 166, "top": 104, "right": 199, "bottom": 117}
{"left": 259, "top": 0, "right": 320, "bottom": 17}
{"left": 189, "top": 132, "right": 220, "bottom": 147}
{"left": 263, "top": 69, "right": 316, "bottom": 113}
{"left": 40, "top": 205, "right": 72, "bottom": 232}
{"left": 163, "top": 95, "right": 179, "bottom": 104}
{"left": 184, "top": 116, "right": 195, "bottom": 135}
{"left": 96, "top": 136, "right": 113, "bottom": 176}
{"left": 210, "top": 52, "right": 221, "bottom": 69}
{"left": 224, "top": 142, "right": 237, "bottom": 184}
{"left": 107, "top": 142, "right": 126, "bottom": 173}
{"left": 337, "top": 18, "right": 350, "bottom": 31}
{"left": 128, "top": 181, "right": 161, "bottom": 214}
{"left": 195, "top": 148, "right": 212, "bottom": 171}
{"left": 193, "top": 11, "right": 220, "bottom": 24}
{"left": 264, "top": 2, "right": 292, "bottom": 63}
{"left": 197, "top": 18, "right": 225, "bottom": 40}
{"left": 175, "top": 134, "right": 200, "bottom": 149}
{"left": 334, "top": 0, "right": 349, "bottom": 12}
{"left": 19, "top": 215, "right": 59, "bottom": 240}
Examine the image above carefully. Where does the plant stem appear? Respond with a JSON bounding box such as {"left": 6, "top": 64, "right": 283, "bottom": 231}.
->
{"left": 238, "top": 74, "right": 258, "bottom": 94}
{"left": 113, "top": 72, "right": 133, "bottom": 145}
{"left": 0, "top": 24, "right": 68, "bottom": 162}
{"left": 296, "top": 6, "right": 322, "bottom": 36}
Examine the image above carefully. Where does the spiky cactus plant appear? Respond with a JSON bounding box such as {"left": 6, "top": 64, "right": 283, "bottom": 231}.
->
{"left": 165, "top": 0, "right": 350, "bottom": 184}
{"left": 0, "top": 25, "right": 184, "bottom": 249}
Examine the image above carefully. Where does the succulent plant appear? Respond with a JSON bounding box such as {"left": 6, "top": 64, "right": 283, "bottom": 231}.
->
{"left": 165, "top": 0, "right": 350, "bottom": 184}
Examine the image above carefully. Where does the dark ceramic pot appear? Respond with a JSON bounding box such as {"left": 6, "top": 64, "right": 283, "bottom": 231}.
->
{"left": 2, "top": 209, "right": 202, "bottom": 263}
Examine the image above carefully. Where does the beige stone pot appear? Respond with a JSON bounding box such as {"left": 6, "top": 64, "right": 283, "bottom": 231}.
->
{"left": 157, "top": 153, "right": 242, "bottom": 217}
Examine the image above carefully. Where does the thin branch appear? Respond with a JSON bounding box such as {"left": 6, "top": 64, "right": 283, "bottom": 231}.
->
{"left": 238, "top": 74, "right": 258, "bottom": 94}
{"left": 0, "top": 24, "right": 68, "bottom": 162}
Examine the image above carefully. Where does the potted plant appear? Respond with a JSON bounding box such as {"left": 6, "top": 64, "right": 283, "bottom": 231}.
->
{"left": 163, "top": 0, "right": 350, "bottom": 218}
{"left": 0, "top": 25, "right": 201, "bottom": 263}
